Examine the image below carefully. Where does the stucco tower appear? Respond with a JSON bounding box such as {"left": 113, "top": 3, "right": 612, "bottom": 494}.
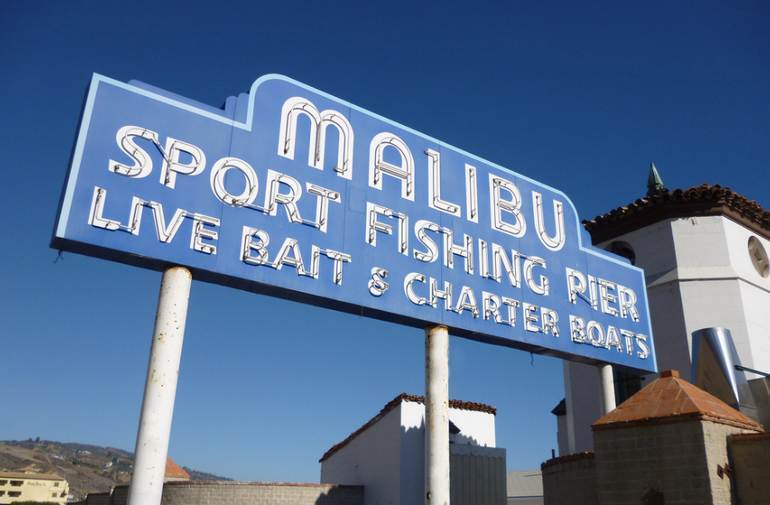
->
{"left": 557, "top": 166, "right": 770, "bottom": 454}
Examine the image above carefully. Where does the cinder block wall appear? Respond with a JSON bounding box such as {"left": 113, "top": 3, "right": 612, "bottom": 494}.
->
{"left": 541, "top": 452, "right": 596, "bottom": 505}
{"left": 110, "top": 482, "right": 364, "bottom": 505}
{"left": 110, "top": 486, "right": 127, "bottom": 504}
{"left": 593, "top": 420, "right": 755, "bottom": 505}
{"left": 701, "top": 422, "right": 756, "bottom": 505}
{"left": 85, "top": 492, "right": 111, "bottom": 505}
{"left": 595, "top": 421, "right": 709, "bottom": 505}
{"left": 729, "top": 432, "right": 770, "bottom": 505}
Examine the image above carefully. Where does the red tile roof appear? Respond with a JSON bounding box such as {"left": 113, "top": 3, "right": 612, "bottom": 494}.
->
{"left": 592, "top": 370, "right": 763, "bottom": 431}
{"left": 319, "top": 393, "right": 496, "bottom": 462}
{"left": 728, "top": 431, "right": 770, "bottom": 442}
{"left": 165, "top": 457, "right": 191, "bottom": 480}
{"left": 540, "top": 451, "right": 594, "bottom": 470}
{"left": 584, "top": 184, "right": 770, "bottom": 243}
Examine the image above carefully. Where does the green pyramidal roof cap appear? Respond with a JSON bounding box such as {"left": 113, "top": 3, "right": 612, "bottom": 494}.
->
{"left": 647, "top": 162, "right": 666, "bottom": 196}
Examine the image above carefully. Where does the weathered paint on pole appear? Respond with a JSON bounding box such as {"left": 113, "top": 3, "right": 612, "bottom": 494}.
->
{"left": 425, "top": 325, "right": 450, "bottom": 505}
{"left": 599, "top": 364, "right": 617, "bottom": 414}
{"left": 127, "top": 266, "right": 192, "bottom": 505}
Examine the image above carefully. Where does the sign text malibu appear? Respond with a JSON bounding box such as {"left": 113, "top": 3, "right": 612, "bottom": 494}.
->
{"left": 54, "top": 74, "right": 656, "bottom": 372}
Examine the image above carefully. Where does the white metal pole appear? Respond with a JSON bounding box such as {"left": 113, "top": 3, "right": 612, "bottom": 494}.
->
{"left": 127, "top": 266, "right": 192, "bottom": 505}
{"left": 425, "top": 325, "right": 450, "bottom": 505}
{"left": 562, "top": 362, "right": 577, "bottom": 454}
{"left": 599, "top": 364, "right": 617, "bottom": 414}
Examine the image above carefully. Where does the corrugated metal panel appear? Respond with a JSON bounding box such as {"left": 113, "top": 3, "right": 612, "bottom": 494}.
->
{"left": 450, "top": 445, "right": 506, "bottom": 505}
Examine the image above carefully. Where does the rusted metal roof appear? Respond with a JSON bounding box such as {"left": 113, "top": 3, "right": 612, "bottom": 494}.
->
{"left": 592, "top": 370, "right": 763, "bottom": 432}
{"left": 165, "top": 457, "right": 190, "bottom": 480}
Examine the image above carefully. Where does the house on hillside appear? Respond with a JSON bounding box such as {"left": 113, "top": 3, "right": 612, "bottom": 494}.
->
{"left": 0, "top": 471, "right": 68, "bottom": 505}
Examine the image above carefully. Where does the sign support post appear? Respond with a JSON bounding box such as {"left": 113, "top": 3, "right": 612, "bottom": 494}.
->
{"left": 599, "top": 364, "right": 617, "bottom": 414}
{"left": 425, "top": 325, "right": 450, "bottom": 505}
{"left": 53, "top": 75, "right": 658, "bottom": 500}
{"left": 127, "top": 266, "right": 192, "bottom": 505}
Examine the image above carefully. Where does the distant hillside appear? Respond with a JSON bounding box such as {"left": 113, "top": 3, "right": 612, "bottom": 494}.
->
{"left": 0, "top": 440, "right": 229, "bottom": 501}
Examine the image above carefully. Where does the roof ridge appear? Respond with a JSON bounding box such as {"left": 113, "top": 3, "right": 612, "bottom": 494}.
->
{"left": 0, "top": 471, "right": 65, "bottom": 480}
{"left": 396, "top": 393, "right": 497, "bottom": 415}
{"left": 541, "top": 451, "right": 594, "bottom": 470}
{"left": 592, "top": 371, "right": 763, "bottom": 432}
{"left": 675, "top": 378, "right": 759, "bottom": 426}
{"left": 584, "top": 183, "right": 770, "bottom": 243}
{"left": 319, "top": 393, "right": 496, "bottom": 462}
{"left": 165, "top": 457, "right": 191, "bottom": 480}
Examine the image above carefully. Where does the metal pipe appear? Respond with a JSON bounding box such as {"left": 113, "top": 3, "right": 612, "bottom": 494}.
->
{"left": 562, "top": 362, "right": 577, "bottom": 454}
{"left": 599, "top": 364, "right": 616, "bottom": 414}
{"left": 425, "top": 325, "right": 450, "bottom": 505}
{"left": 734, "top": 364, "right": 770, "bottom": 378}
{"left": 127, "top": 266, "right": 192, "bottom": 505}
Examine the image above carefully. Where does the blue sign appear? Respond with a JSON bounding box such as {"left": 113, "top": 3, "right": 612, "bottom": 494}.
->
{"left": 53, "top": 74, "right": 656, "bottom": 372}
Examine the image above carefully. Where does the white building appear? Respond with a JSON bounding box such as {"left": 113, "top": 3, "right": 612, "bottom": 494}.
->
{"left": 556, "top": 168, "right": 770, "bottom": 454}
{"left": 0, "top": 472, "right": 68, "bottom": 505}
{"left": 506, "top": 470, "right": 543, "bottom": 505}
{"left": 320, "top": 393, "right": 506, "bottom": 505}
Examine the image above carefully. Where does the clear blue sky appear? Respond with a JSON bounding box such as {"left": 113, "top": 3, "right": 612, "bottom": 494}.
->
{"left": 2, "top": 0, "right": 769, "bottom": 482}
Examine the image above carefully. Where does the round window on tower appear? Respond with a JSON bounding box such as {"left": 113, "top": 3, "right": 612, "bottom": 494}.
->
{"left": 748, "top": 236, "right": 769, "bottom": 278}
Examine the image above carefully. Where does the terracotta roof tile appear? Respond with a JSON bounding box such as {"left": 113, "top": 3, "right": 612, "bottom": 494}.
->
{"left": 540, "top": 451, "right": 594, "bottom": 470}
{"left": 584, "top": 184, "right": 770, "bottom": 243}
{"left": 319, "top": 393, "right": 495, "bottom": 462}
{"left": 399, "top": 393, "right": 497, "bottom": 415}
{"left": 165, "top": 457, "right": 191, "bottom": 480}
{"left": 592, "top": 370, "right": 763, "bottom": 431}
{"left": 728, "top": 432, "right": 770, "bottom": 443}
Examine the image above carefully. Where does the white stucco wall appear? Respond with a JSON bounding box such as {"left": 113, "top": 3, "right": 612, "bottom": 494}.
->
{"left": 399, "top": 400, "right": 496, "bottom": 505}
{"left": 321, "top": 398, "right": 497, "bottom": 505}
{"left": 644, "top": 281, "right": 689, "bottom": 380}
{"left": 563, "top": 361, "right": 603, "bottom": 453}
{"left": 722, "top": 219, "right": 770, "bottom": 375}
{"left": 399, "top": 401, "right": 425, "bottom": 505}
{"left": 721, "top": 218, "right": 770, "bottom": 289}
{"left": 320, "top": 405, "right": 402, "bottom": 505}
{"left": 556, "top": 413, "right": 568, "bottom": 456}
{"left": 599, "top": 215, "right": 770, "bottom": 377}
{"left": 399, "top": 400, "right": 495, "bottom": 447}
{"left": 448, "top": 407, "right": 496, "bottom": 447}
{"left": 679, "top": 280, "right": 751, "bottom": 368}
{"left": 738, "top": 281, "right": 770, "bottom": 374}
{"left": 666, "top": 216, "right": 770, "bottom": 377}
